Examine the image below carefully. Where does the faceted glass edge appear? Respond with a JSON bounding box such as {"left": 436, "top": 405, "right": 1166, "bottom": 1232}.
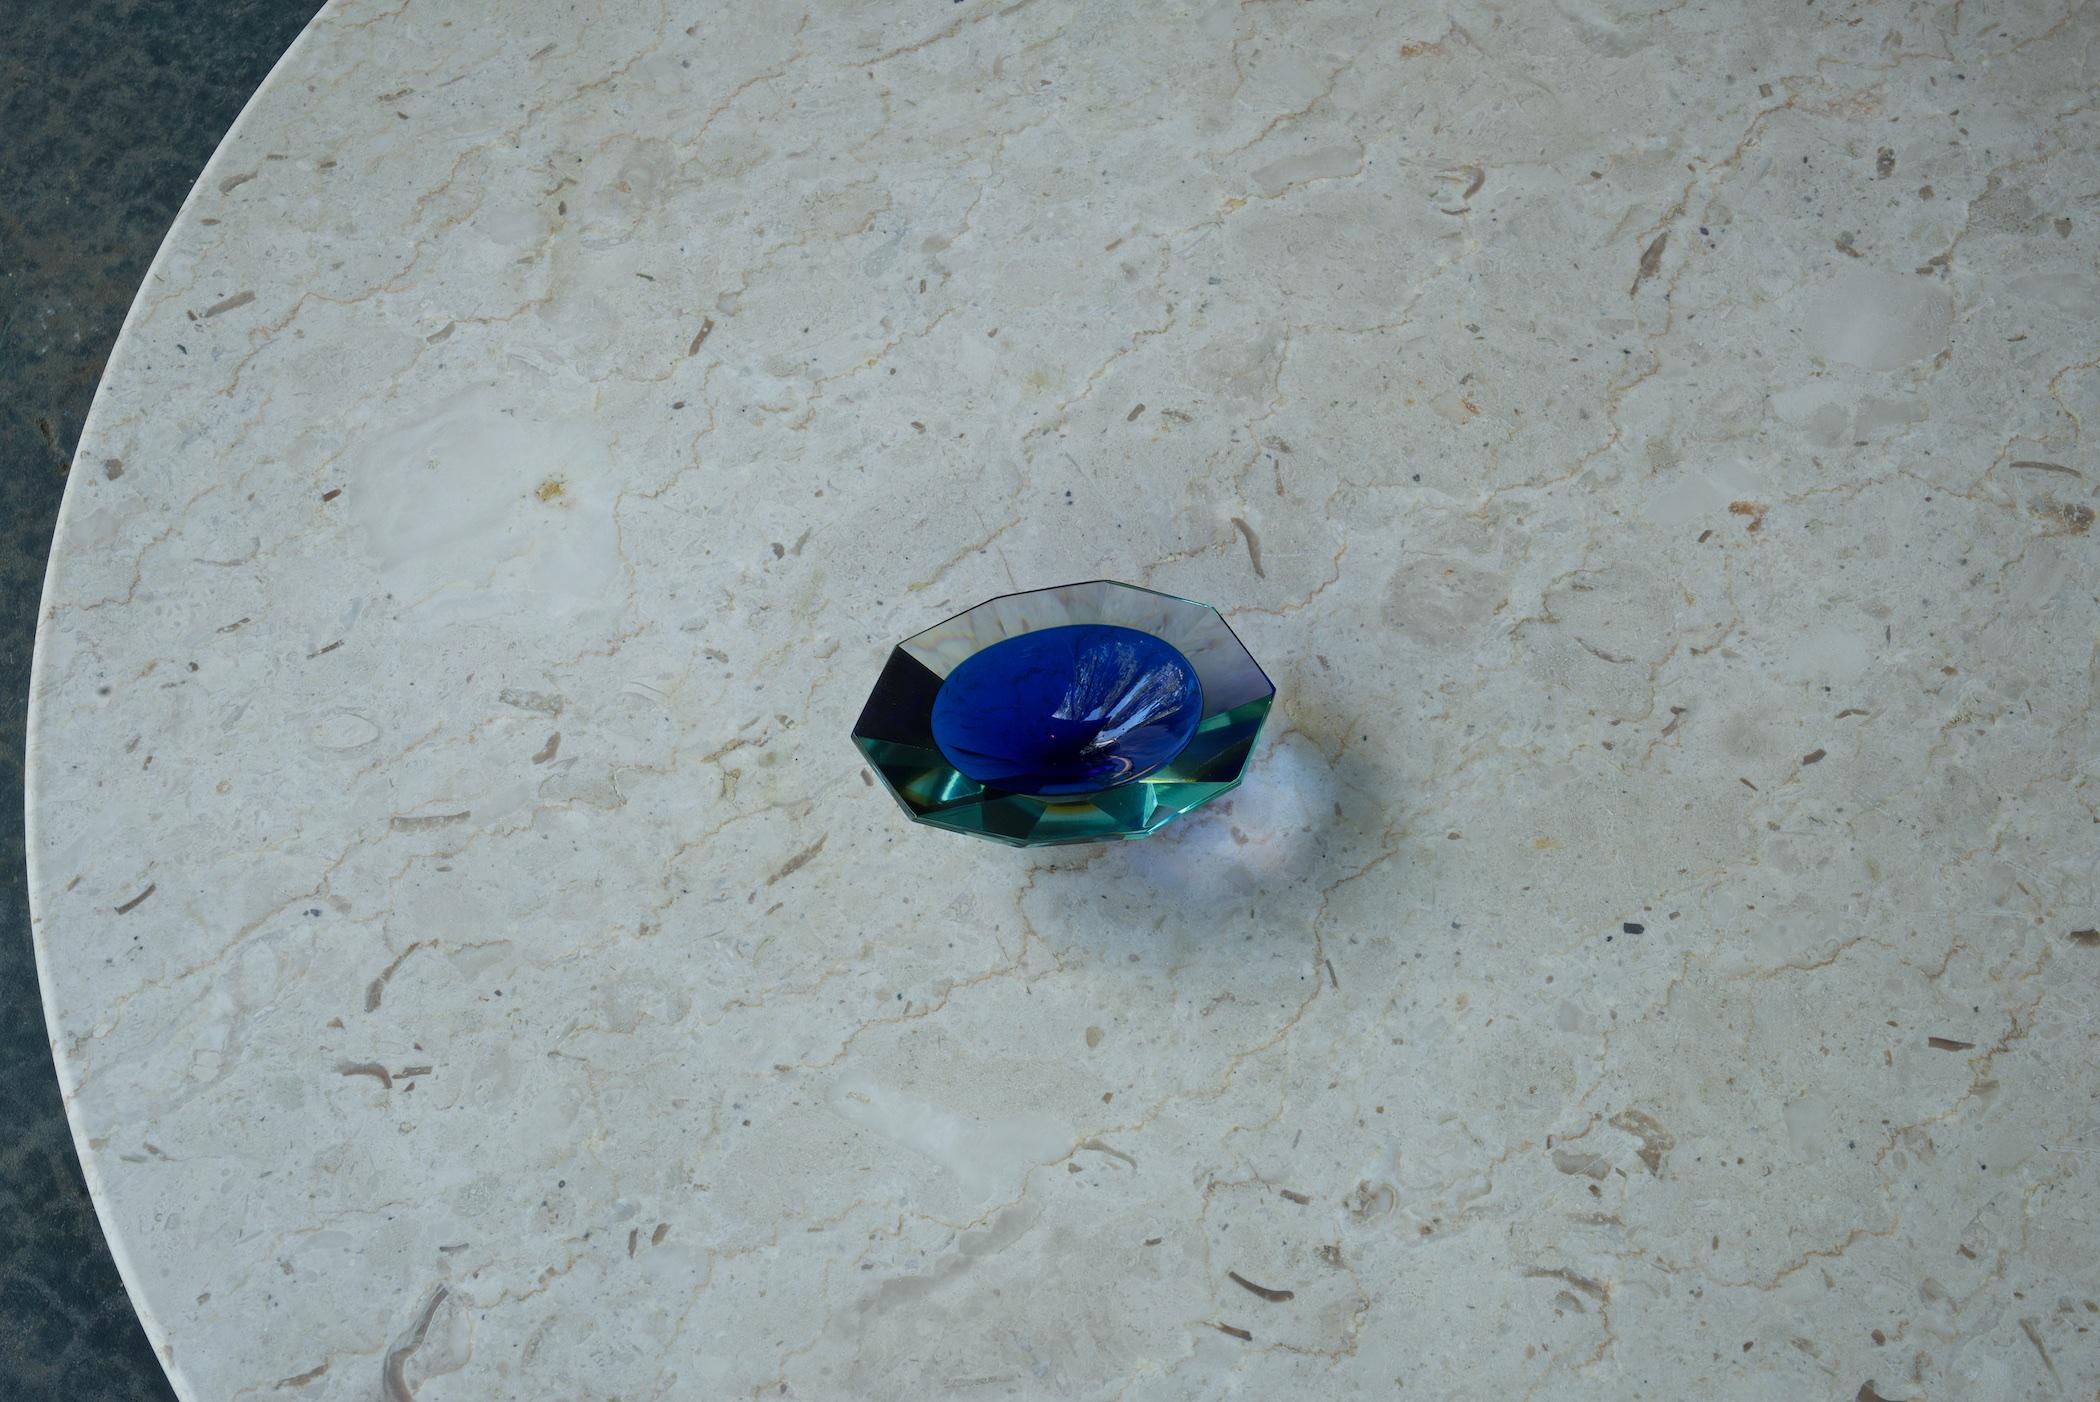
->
{"left": 854, "top": 693, "right": 1273, "bottom": 847}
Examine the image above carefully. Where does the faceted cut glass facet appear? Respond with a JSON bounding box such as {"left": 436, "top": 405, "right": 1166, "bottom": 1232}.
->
{"left": 851, "top": 581, "right": 1274, "bottom": 846}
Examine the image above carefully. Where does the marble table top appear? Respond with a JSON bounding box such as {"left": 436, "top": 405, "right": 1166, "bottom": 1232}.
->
{"left": 28, "top": 1, "right": 2100, "bottom": 1397}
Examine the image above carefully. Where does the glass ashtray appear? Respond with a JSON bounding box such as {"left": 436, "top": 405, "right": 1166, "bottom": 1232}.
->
{"left": 852, "top": 580, "right": 1275, "bottom": 846}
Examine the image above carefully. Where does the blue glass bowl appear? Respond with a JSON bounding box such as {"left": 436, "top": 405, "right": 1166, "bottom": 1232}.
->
{"left": 852, "top": 581, "right": 1275, "bottom": 846}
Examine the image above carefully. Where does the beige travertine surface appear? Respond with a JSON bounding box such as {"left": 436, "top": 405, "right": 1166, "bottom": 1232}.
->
{"left": 28, "top": 1, "right": 2100, "bottom": 1397}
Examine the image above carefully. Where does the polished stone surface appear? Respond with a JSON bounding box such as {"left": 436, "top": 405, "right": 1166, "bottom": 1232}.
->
{"left": 29, "top": 1, "right": 2100, "bottom": 1398}
{"left": 3, "top": 5, "right": 315, "bottom": 1399}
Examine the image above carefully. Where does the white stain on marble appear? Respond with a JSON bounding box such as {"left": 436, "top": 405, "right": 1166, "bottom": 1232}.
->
{"left": 829, "top": 1071, "right": 1074, "bottom": 1200}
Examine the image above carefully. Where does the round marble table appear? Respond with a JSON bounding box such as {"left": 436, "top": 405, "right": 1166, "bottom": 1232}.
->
{"left": 30, "top": 1, "right": 2100, "bottom": 1397}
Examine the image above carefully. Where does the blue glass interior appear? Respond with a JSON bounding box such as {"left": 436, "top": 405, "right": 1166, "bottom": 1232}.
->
{"left": 930, "top": 624, "right": 1204, "bottom": 796}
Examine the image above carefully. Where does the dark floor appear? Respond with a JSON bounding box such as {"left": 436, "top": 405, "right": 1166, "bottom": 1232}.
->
{"left": 0, "top": 3, "right": 316, "bottom": 1395}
